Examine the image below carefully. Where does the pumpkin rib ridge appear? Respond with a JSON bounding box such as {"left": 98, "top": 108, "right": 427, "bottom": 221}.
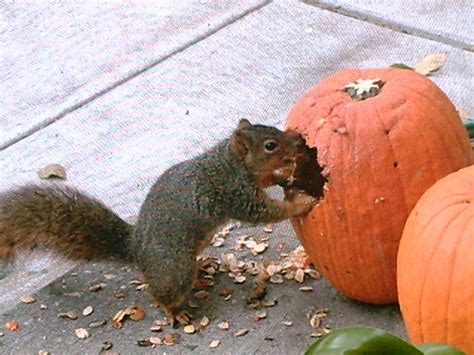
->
{"left": 402, "top": 85, "right": 469, "bottom": 166}
{"left": 357, "top": 103, "right": 393, "bottom": 298}
{"left": 402, "top": 99, "right": 439, "bottom": 185}
{"left": 370, "top": 103, "right": 405, "bottom": 294}
{"left": 373, "top": 97, "right": 410, "bottom": 228}
{"left": 400, "top": 85, "right": 459, "bottom": 157}
{"left": 446, "top": 211, "right": 472, "bottom": 346}
{"left": 418, "top": 206, "right": 468, "bottom": 342}
{"left": 332, "top": 103, "right": 357, "bottom": 295}
{"left": 416, "top": 199, "right": 470, "bottom": 237}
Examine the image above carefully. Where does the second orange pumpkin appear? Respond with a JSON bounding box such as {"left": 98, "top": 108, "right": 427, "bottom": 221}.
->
{"left": 286, "top": 68, "right": 472, "bottom": 303}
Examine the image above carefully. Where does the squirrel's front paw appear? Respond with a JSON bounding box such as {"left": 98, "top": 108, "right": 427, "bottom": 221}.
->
{"left": 285, "top": 189, "right": 317, "bottom": 216}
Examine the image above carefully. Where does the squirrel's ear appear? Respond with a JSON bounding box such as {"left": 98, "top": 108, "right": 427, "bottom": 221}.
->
{"left": 229, "top": 131, "right": 250, "bottom": 156}
{"left": 236, "top": 119, "right": 251, "bottom": 131}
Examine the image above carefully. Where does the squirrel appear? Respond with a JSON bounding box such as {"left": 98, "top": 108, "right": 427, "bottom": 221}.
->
{"left": 0, "top": 119, "right": 317, "bottom": 323}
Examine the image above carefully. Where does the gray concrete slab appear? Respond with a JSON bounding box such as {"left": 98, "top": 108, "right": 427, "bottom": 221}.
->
{"left": 0, "top": 0, "right": 268, "bottom": 150}
{"left": 305, "top": 0, "right": 473, "bottom": 49}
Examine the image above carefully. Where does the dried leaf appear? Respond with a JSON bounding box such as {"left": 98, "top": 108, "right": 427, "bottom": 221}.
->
{"left": 75, "top": 328, "right": 89, "bottom": 339}
{"left": 112, "top": 305, "right": 144, "bottom": 328}
{"left": 5, "top": 321, "right": 20, "bottom": 331}
{"left": 37, "top": 163, "right": 67, "bottom": 180}
{"left": 129, "top": 306, "right": 146, "bottom": 321}
{"left": 414, "top": 53, "right": 447, "bottom": 76}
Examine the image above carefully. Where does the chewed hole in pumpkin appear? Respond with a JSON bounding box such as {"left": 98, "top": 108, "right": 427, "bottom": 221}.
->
{"left": 286, "top": 143, "right": 327, "bottom": 199}
{"left": 393, "top": 161, "right": 399, "bottom": 168}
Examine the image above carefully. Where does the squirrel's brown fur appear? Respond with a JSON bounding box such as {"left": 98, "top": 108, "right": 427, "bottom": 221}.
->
{"left": 0, "top": 119, "right": 316, "bottom": 321}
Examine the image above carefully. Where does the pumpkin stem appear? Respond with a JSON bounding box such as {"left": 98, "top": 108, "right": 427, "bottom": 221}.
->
{"left": 344, "top": 79, "right": 385, "bottom": 101}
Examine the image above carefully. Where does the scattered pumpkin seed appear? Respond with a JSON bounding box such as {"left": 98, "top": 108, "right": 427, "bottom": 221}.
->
{"left": 194, "top": 290, "right": 210, "bottom": 299}
{"left": 150, "top": 336, "right": 162, "bottom": 345}
{"left": 75, "top": 328, "right": 89, "bottom": 339}
{"left": 234, "top": 328, "right": 249, "bottom": 337}
{"left": 163, "top": 334, "right": 177, "bottom": 345}
{"left": 209, "top": 339, "right": 220, "bottom": 348}
{"left": 89, "top": 319, "right": 107, "bottom": 328}
{"left": 263, "top": 224, "right": 273, "bottom": 233}
{"left": 200, "top": 316, "right": 210, "bottom": 327}
{"left": 101, "top": 341, "right": 113, "bottom": 351}
{"left": 82, "top": 306, "right": 94, "bottom": 316}
{"left": 58, "top": 311, "right": 79, "bottom": 320}
{"left": 88, "top": 283, "right": 106, "bottom": 292}
{"left": 20, "top": 295, "right": 36, "bottom": 304}
{"left": 150, "top": 324, "right": 162, "bottom": 332}
{"left": 183, "top": 325, "right": 195, "bottom": 334}
{"left": 217, "top": 321, "right": 229, "bottom": 330}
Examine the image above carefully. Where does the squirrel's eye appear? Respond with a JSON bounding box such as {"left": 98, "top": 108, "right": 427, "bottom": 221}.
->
{"left": 264, "top": 140, "right": 279, "bottom": 152}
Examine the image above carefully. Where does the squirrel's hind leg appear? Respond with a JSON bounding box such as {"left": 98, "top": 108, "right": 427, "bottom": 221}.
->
{"left": 141, "top": 252, "right": 197, "bottom": 326}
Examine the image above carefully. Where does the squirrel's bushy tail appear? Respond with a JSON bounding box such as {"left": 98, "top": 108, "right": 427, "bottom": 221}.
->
{"left": 0, "top": 185, "right": 132, "bottom": 262}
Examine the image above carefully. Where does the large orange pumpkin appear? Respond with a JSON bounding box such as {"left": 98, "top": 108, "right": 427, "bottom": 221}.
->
{"left": 397, "top": 165, "right": 474, "bottom": 352}
{"left": 286, "top": 68, "right": 472, "bottom": 303}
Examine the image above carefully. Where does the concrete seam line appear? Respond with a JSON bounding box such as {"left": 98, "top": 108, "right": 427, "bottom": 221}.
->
{"left": 303, "top": 0, "right": 471, "bottom": 50}
{"left": 0, "top": 0, "right": 271, "bottom": 152}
